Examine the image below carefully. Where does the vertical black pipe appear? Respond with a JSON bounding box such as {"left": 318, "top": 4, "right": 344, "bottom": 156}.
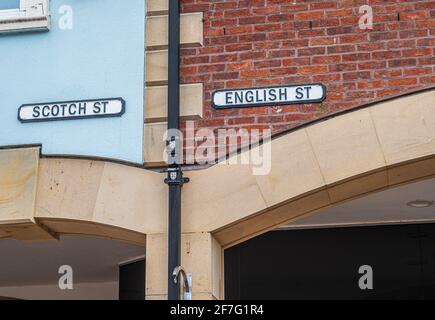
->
{"left": 168, "top": 0, "right": 180, "bottom": 130}
{"left": 168, "top": 184, "right": 181, "bottom": 300}
{"left": 167, "top": 0, "right": 181, "bottom": 301}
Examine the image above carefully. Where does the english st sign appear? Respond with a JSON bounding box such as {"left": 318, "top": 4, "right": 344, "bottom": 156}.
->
{"left": 212, "top": 84, "right": 326, "bottom": 109}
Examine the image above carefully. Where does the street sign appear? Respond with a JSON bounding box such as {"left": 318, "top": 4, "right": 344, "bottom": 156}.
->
{"left": 18, "top": 98, "right": 125, "bottom": 123}
{"left": 0, "top": 0, "right": 145, "bottom": 164}
{"left": 212, "top": 84, "right": 326, "bottom": 109}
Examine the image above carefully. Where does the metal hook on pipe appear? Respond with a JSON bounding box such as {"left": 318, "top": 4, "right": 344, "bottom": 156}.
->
{"left": 172, "top": 266, "right": 192, "bottom": 300}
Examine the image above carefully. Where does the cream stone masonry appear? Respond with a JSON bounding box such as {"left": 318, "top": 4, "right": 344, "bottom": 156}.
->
{"left": 0, "top": 147, "right": 39, "bottom": 224}
{"left": 371, "top": 90, "right": 435, "bottom": 165}
{"left": 35, "top": 158, "right": 166, "bottom": 245}
{"left": 181, "top": 233, "right": 223, "bottom": 300}
{"left": 306, "top": 109, "right": 386, "bottom": 185}
{"left": 0, "top": 147, "right": 54, "bottom": 241}
{"left": 183, "top": 163, "right": 268, "bottom": 233}
{"left": 146, "top": 233, "right": 223, "bottom": 300}
{"left": 144, "top": 6, "right": 205, "bottom": 165}
{"left": 93, "top": 162, "right": 167, "bottom": 234}
{"left": 254, "top": 130, "right": 325, "bottom": 207}
{"left": 146, "top": 50, "right": 168, "bottom": 86}
{"left": 144, "top": 122, "right": 167, "bottom": 166}
{"left": 145, "top": 234, "right": 168, "bottom": 299}
{"left": 146, "top": 13, "right": 204, "bottom": 49}
{"left": 145, "top": 84, "right": 203, "bottom": 123}
{"left": 147, "top": 0, "right": 169, "bottom": 15}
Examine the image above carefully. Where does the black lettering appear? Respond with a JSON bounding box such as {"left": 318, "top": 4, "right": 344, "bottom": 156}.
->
{"left": 226, "top": 92, "right": 233, "bottom": 105}
{"left": 235, "top": 91, "right": 243, "bottom": 104}
{"left": 305, "top": 86, "right": 312, "bottom": 99}
{"left": 42, "top": 106, "right": 50, "bottom": 117}
{"left": 60, "top": 104, "right": 67, "bottom": 116}
{"left": 69, "top": 104, "right": 77, "bottom": 115}
{"left": 256, "top": 90, "right": 263, "bottom": 103}
{"left": 93, "top": 102, "right": 101, "bottom": 114}
{"left": 269, "top": 89, "right": 277, "bottom": 102}
{"left": 296, "top": 87, "right": 305, "bottom": 100}
{"left": 279, "top": 88, "right": 288, "bottom": 101}
{"left": 32, "top": 106, "right": 40, "bottom": 118}
{"left": 51, "top": 105, "right": 60, "bottom": 117}
{"left": 102, "top": 101, "right": 109, "bottom": 113}
{"left": 245, "top": 91, "right": 254, "bottom": 103}
{"left": 78, "top": 103, "right": 86, "bottom": 115}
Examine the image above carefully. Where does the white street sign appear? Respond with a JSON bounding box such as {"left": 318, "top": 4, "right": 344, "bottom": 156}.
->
{"left": 18, "top": 98, "right": 125, "bottom": 122}
{"left": 212, "top": 84, "right": 326, "bottom": 109}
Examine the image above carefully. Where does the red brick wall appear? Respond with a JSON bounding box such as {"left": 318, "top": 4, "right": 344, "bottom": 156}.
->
{"left": 179, "top": 0, "right": 435, "bottom": 136}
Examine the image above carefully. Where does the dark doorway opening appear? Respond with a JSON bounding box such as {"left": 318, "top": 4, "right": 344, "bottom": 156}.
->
{"left": 119, "top": 259, "right": 145, "bottom": 300}
{"left": 225, "top": 223, "right": 435, "bottom": 300}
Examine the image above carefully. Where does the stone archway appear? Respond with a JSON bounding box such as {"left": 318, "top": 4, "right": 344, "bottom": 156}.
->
{"left": 0, "top": 148, "right": 167, "bottom": 245}
{"left": 181, "top": 87, "right": 435, "bottom": 249}
{"left": 2, "top": 87, "right": 435, "bottom": 300}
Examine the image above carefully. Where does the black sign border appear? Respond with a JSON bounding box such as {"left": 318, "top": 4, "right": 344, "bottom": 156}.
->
{"left": 18, "top": 97, "right": 126, "bottom": 123}
{"left": 211, "top": 83, "right": 327, "bottom": 109}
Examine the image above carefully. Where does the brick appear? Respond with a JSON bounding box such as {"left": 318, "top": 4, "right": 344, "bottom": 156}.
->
{"left": 298, "top": 66, "right": 328, "bottom": 74}
{"left": 176, "top": 0, "right": 435, "bottom": 157}
{"left": 388, "top": 78, "right": 418, "bottom": 86}
{"left": 294, "top": 11, "right": 324, "bottom": 20}
{"left": 400, "top": 11, "right": 430, "bottom": 20}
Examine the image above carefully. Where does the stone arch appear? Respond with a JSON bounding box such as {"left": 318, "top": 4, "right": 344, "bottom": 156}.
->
{"left": 181, "top": 87, "right": 435, "bottom": 248}
{"left": 1, "top": 87, "right": 435, "bottom": 251}
{"left": 0, "top": 150, "right": 167, "bottom": 245}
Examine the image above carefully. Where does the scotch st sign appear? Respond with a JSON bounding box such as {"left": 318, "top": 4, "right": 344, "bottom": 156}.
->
{"left": 212, "top": 84, "right": 326, "bottom": 109}
{"left": 0, "top": 0, "right": 144, "bottom": 164}
{"left": 18, "top": 98, "right": 125, "bottom": 122}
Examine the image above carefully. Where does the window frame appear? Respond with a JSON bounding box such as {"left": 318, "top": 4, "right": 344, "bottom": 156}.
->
{"left": 0, "top": 0, "right": 50, "bottom": 33}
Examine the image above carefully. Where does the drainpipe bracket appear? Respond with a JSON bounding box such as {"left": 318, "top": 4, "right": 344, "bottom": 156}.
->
{"left": 164, "top": 167, "right": 190, "bottom": 186}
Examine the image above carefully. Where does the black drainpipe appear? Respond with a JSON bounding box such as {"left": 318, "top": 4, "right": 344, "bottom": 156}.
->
{"left": 165, "top": 0, "right": 189, "bottom": 300}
